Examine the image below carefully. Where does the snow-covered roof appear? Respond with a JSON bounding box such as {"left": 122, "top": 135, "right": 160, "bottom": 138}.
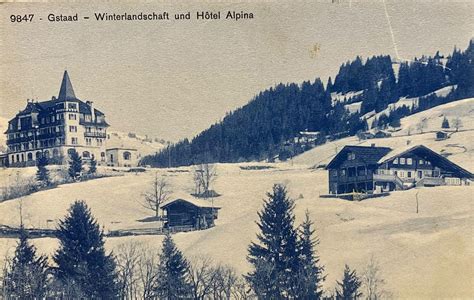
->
{"left": 160, "top": 193, "right": 220, "bottom": 209}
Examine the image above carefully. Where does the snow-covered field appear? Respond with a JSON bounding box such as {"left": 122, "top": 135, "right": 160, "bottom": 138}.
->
{"left": 0, "top": 99, "right": 473, "bottom": 298}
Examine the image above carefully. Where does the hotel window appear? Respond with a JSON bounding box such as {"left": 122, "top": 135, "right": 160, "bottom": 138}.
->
{"left": 69, "top": 126, "right": 77, "bottom": 133}
{"left": 68, "top": 103, "right": 77, "bottom": 110}
{"left": 69, "top": 114, "right": 77, "bottom": 120}
{"left": 86, "top": 138, "right": 91, "bottom": 146}
{"left": 71, "top": 137, "right": 78, "bottom": 145}
{"left": 407, "top": 158, "right": 413, "bottom": 165}
{"left": 419, "top": 159, "right": 424, "bottom": 165}
{"left": 407, "top": 171, "right": 412, "bottom": 178}
{"left": 393, "top": 158, "right": 399, "bottom": 164}
{"left": 399, "top": 158, "right": 406, "bottom": 165}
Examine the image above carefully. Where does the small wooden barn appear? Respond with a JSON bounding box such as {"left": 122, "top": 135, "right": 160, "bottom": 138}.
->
{"left": 161, "top": 197, "right": 220, "bottom": 231}
{"left": 435, "top": 131, "right": 449, "bottom": 141}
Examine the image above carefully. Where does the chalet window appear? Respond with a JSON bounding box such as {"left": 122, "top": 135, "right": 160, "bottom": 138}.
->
{"left": 340, "top": 169, "right": 346, "bottom": 176}
{"left": 419, "top": 159, "right": 424, "bottom": 164}
{"left": 393, "top": 158, "right": 398, "bottom": 164}
{"left": 407, "top": 158, "right": 413, "bottom": 165}
{"left": 400, "top": 158, "right": 406, "bottom": 165}
{"left": 347, "top": 153, "right": 356, "bottom": 160}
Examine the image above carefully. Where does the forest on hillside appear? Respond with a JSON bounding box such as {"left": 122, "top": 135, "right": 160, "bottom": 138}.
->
{"left": 141, "top": 40, "right": 474, "bottom": 167}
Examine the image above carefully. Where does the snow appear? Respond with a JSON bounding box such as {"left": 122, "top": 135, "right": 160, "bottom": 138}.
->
{"left": 366, "top": 85, "right": 457, "bottom": 127}
{"left": 344, "top": 101, "right": 362, "bottom": 114}
{"left": 0, "top": 98, "right": 473, "bottom": 298}
{"left": 331, "top": 90, "right": 364, "bottom": 105}
{"left": 106, "top": 130, "right": 166, "bottom": 156}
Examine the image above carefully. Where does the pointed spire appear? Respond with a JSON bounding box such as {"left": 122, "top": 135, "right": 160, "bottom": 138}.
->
{"left": 58, "top": 70, "right": 76, "bottom": 101}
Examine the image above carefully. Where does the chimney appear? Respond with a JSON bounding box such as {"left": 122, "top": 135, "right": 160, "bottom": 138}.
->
{"left": 371, "top": 143, "right": 376, "bottom": 147}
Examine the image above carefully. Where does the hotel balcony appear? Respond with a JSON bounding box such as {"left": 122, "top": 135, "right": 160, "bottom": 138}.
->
{"left": 84, "top": 132, "right": 107, "bottom": 138}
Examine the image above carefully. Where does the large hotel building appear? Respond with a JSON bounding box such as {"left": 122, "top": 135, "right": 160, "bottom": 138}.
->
{"left": 5, "top": 71, "right": 109, "bottom": 167}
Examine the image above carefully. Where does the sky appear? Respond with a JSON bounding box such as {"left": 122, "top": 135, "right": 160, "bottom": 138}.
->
{"left": 1, "top": 1, "right": 473, "bottom": 142}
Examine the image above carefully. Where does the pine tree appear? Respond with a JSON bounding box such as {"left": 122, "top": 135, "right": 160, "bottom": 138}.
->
{"left": 89, "top": 155, "right": 97, "bottom": 175}
{"left": 441, "top": 117, "right": 450, "bottom": 129}
{"left": 68, "top": 150, "right": 83, "bottom": 180}
{"left": 294, "top": 210, "right": 325, "bottom": 299}
{"left": 246, "top": 184, "right": 299, "bottom": 299}
{"left": 4, "top": 227, "right": 49, "bottom": 299}
{"left": 54, "top": 200, "right": 118, "bottom": 298}
{"left": 154, "top": 233, "right": 191, "bottom": 299}
{"left": 36, "top": 155, "right": 51, "bottom": 187}
{"left": 336, "top": 264, "right": 362, "bottom": 300}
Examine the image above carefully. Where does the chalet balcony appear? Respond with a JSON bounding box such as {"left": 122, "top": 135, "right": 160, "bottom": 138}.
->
{"left": 334, "top": 174, "right": 374, "bottom": 183}
{"left": 84, "top": 132, "right": 107, "bottom": 138}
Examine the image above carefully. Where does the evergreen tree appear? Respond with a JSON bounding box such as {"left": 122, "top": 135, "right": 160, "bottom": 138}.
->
{"left": 54, "top": 200, "right": 118, "bottom": 298}
{"left": 4, "top": 227, "right": 49, "bottom": 299}
{"left": 68, "top": 150, "right": 83, "bottom": 180}
{"left": 246, "top": 184, "right": 299, "bottom": 299}
{"left": 154, "top": 233, "right": 191, "bottom": 299}
{"left": 441, "top": 117, "right": 450, "bottom": 129}
{"left": 336, "top": 265, "right": 362, "bottom": 300}
{"left": 36, "top": 155, "right": 51, "bottom": 187}
{"left": 89, "top": 155, "right": 97, "bottom": 175}
{"left": 294, "top": 210, "right": 325, "bottom": 299}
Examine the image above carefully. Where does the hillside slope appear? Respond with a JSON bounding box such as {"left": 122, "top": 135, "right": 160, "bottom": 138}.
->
{"left": 292, "top": 98, "right": 474, "bottom": 171}
{"left": 0, "top": 119, "right": 473, "bottom": 297}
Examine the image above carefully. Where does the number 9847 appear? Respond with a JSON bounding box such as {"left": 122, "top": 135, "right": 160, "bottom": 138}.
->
{"left": 10, "top": 14, "right": 34, "bottom": 23}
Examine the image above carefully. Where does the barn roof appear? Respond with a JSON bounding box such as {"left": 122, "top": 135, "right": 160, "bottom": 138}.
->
{"left": 160, "top": 196, "right": 221, "bottom": 210}
{"left": 378, "top": 144, "right": 473, "bottom": 178}
{"left": 326, "top": 145, "right": 392, "bottom": 169}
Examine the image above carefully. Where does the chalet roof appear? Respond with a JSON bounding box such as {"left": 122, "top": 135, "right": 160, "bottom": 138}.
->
{"left": 326, "top": 145, "right": 392, "bottom": 169}
{"left": 160, "top": 195, "right": 221, "bottom": 210}
{"left": 378, "top": 144, "right": 473, "bottom": 178}
{"left": 58, "top": 70, "right": 77, "bottom": 101}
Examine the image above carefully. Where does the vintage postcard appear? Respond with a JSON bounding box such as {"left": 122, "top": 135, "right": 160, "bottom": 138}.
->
{"left": 0, "top": 0, "right": 473, "bottom": 299}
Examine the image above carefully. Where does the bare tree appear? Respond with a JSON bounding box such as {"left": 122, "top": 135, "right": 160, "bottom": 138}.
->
{"left": 187, "top": 256, "right": 249, "bottom": 300}
{"left": 117, "top": 243, "right": 141, "bottom": 299}
{"left": 362, "top": 256, "right": 390, "bottom": 300}
{"left": 452, "top": 117, "right": 463, "bottom": 132}
{"left": 188, "top": 256, "right": 218, "bottom": 300}
{"left": 416, "top": 118, "right": 428, "bottom": 134}
{"left": 116, "top": 242, "right": 160, "bottom": 300}
{"left": 193, "top": 164, "right": 217, "bottom": 197}
{"left": 142, "top": 172, "right": 171, "bottom": 218}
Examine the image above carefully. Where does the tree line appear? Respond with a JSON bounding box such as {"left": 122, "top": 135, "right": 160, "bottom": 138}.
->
{"left": 142, "top": 39, "right": 473, "bottom": 167}
{"left": 1, "top": 184, "right": 388, "bottom": 299}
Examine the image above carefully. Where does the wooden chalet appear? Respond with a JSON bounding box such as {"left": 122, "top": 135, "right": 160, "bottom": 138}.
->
{"left": 435, "top": 131, "right": 449, "bottom": 141}
{"left": 160, "top": 196, "right": 220, "bottom": 231}
{"left": 326, "top": 144, "right": 473, "bottom": 195}
{"left": 326, "top": 145, "right": 391, "bottom": 194}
